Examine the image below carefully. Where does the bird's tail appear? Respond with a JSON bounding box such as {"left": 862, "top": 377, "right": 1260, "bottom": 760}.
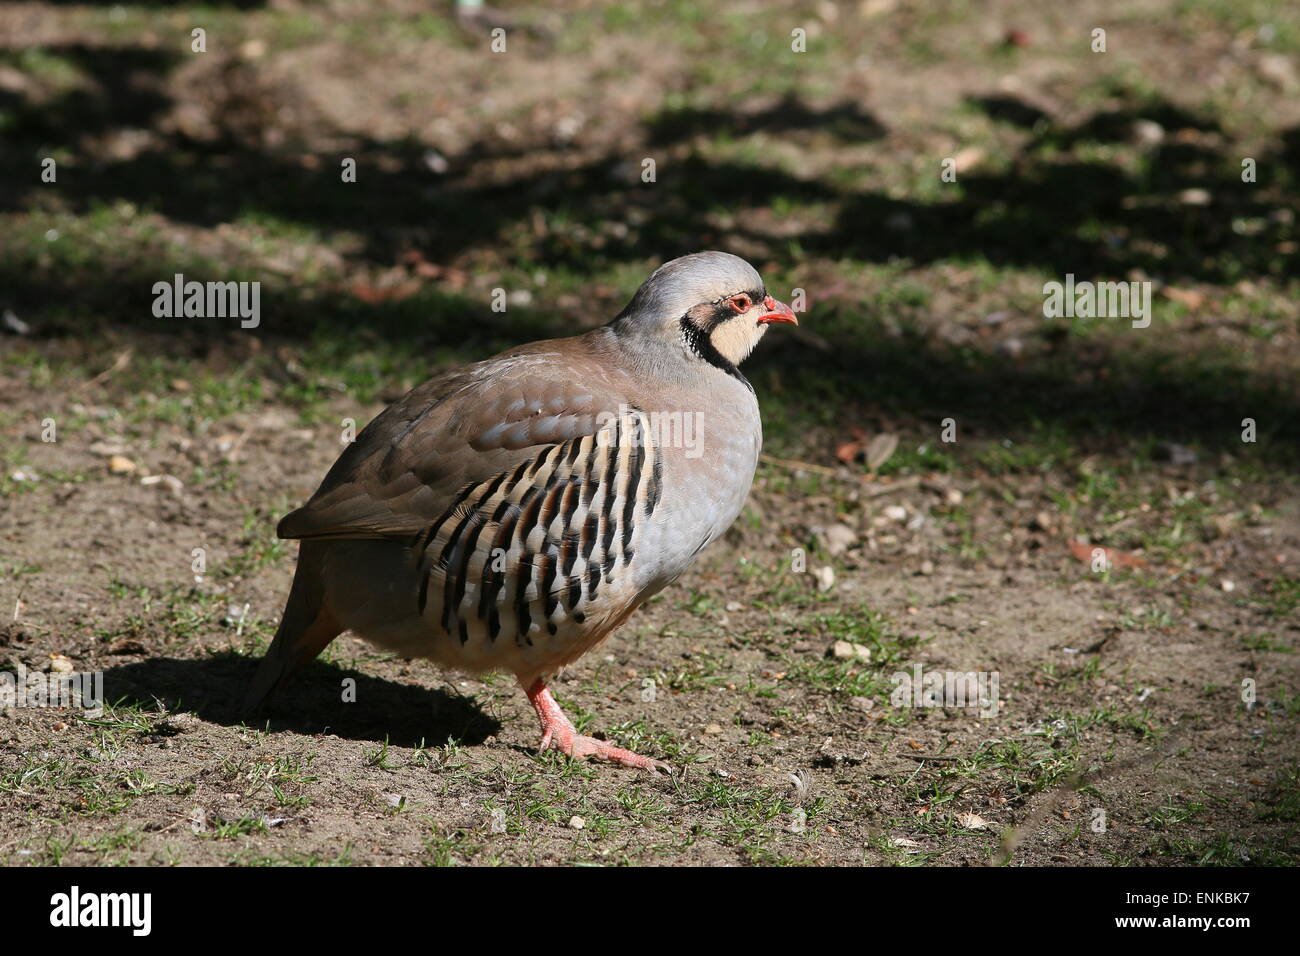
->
{"left": 242, "top": 541, "right": 342, "bottom": 717}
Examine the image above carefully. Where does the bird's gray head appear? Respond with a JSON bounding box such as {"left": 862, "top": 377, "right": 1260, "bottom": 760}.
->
{"left": 611, "top": 251, "right": 797, "bottom": 373}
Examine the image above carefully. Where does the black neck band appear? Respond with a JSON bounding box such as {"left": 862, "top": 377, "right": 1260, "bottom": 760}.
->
{"left": 680, "top": 316, "right": 752, "bottom": 391}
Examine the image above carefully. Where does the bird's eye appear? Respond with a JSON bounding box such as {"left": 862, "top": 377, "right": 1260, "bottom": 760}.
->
{"left": 727, "top": 295, "right": 751, "bottom": 313}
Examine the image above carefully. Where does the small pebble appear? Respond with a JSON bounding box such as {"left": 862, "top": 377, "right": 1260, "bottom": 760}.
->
{"left": 830, "top": 640, "right": 871, "bottom": 662}
{"left": 1129, "top": 119, "right": 1165, "bottom": 146}
{"left": 822, "top": 523, "right": 858, "bottom": 556}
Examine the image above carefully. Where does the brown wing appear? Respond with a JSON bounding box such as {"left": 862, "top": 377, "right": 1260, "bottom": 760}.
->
{"left": 277, "top": 339, "right": 633, "bottom": 542}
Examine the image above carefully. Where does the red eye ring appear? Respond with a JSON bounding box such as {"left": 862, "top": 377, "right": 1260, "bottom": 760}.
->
{"left": 728, "top": 295, "right": 751, "bottom": 313}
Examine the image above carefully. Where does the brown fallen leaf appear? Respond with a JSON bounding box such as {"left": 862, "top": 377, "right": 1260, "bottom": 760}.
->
{"left": 1162, "top": 287, "right": 1205, "bottom": 310}
{"left": 350, "top": 280, "right": 420, "bottom": 304}
{"left": 835, "top": 427, "right": 869, "bottom": 464}
{"left": 951, "top": 147, "right": 986, "bottom": 174}
{"left": 1068, "top": 540, "right": 1148, "bottom": 568}
{"left": 834, "top": 441, "right": 862, "bottom": 464}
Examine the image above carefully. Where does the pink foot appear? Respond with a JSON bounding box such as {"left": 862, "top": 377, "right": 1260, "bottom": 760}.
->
{"left": 523, "top": 678, "right": 670, "bottom": 774}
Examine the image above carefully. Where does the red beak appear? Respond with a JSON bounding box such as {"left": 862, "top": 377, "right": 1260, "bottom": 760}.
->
{"left": 757, "top": 295, "right": 798, "bottom": 325}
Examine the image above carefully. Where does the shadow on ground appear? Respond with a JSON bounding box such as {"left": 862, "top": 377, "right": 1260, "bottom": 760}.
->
{"left": 100, "top": 655, "right": 501, "bottom": 748}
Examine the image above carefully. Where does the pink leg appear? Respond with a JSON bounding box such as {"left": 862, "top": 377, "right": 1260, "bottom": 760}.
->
{"left": 522, "top": 678, "right": 669, "bottom": 773}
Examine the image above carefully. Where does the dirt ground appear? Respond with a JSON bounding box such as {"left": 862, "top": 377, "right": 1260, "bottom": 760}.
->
{"left": 1, "top": 0, "right": 1298, "bottom": 866}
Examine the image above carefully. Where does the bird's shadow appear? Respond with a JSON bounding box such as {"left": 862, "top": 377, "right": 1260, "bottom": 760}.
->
{"left": 101, "top": 655, "right": 501, "bottom": 748}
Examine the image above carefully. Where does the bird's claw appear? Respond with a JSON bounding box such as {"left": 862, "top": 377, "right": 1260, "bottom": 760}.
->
{"left": 539, "top": 724, "right": 670, "bottom": 774}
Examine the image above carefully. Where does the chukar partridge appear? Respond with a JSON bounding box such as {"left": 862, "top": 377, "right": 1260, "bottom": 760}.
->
{"left": 243, "top": 251, "right": 797, "bottom": 771}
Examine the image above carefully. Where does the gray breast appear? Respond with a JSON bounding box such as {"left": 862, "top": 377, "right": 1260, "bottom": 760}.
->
{"left": 639, "top": 377, "right": 762, "bottom": 582}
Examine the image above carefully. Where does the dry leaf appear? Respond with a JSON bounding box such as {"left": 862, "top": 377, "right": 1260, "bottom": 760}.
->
{"left": 350, "top": 280, "right": 420, "bottom": 304}
{"left": 865, "top": 432, "right": 899, "bottom": 472}
{"left": 951, "top": 147, "right": 986, "bottom": 173}
{"left": 835, "top": 427, "right": 869, "bottom": 464}
{"left": 1068, "top": 540, "right": 1148, "bottom": 568}
{"left": 1162, "top": 287, "right": 1205, "bottom": 310}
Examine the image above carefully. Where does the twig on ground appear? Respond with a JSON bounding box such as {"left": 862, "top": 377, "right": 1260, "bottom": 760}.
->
{"left": 758, "top": 454, "right": 925, "bottom": 497}
{"left": 75, "top": 348, "right": 134, "bottom": 394}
